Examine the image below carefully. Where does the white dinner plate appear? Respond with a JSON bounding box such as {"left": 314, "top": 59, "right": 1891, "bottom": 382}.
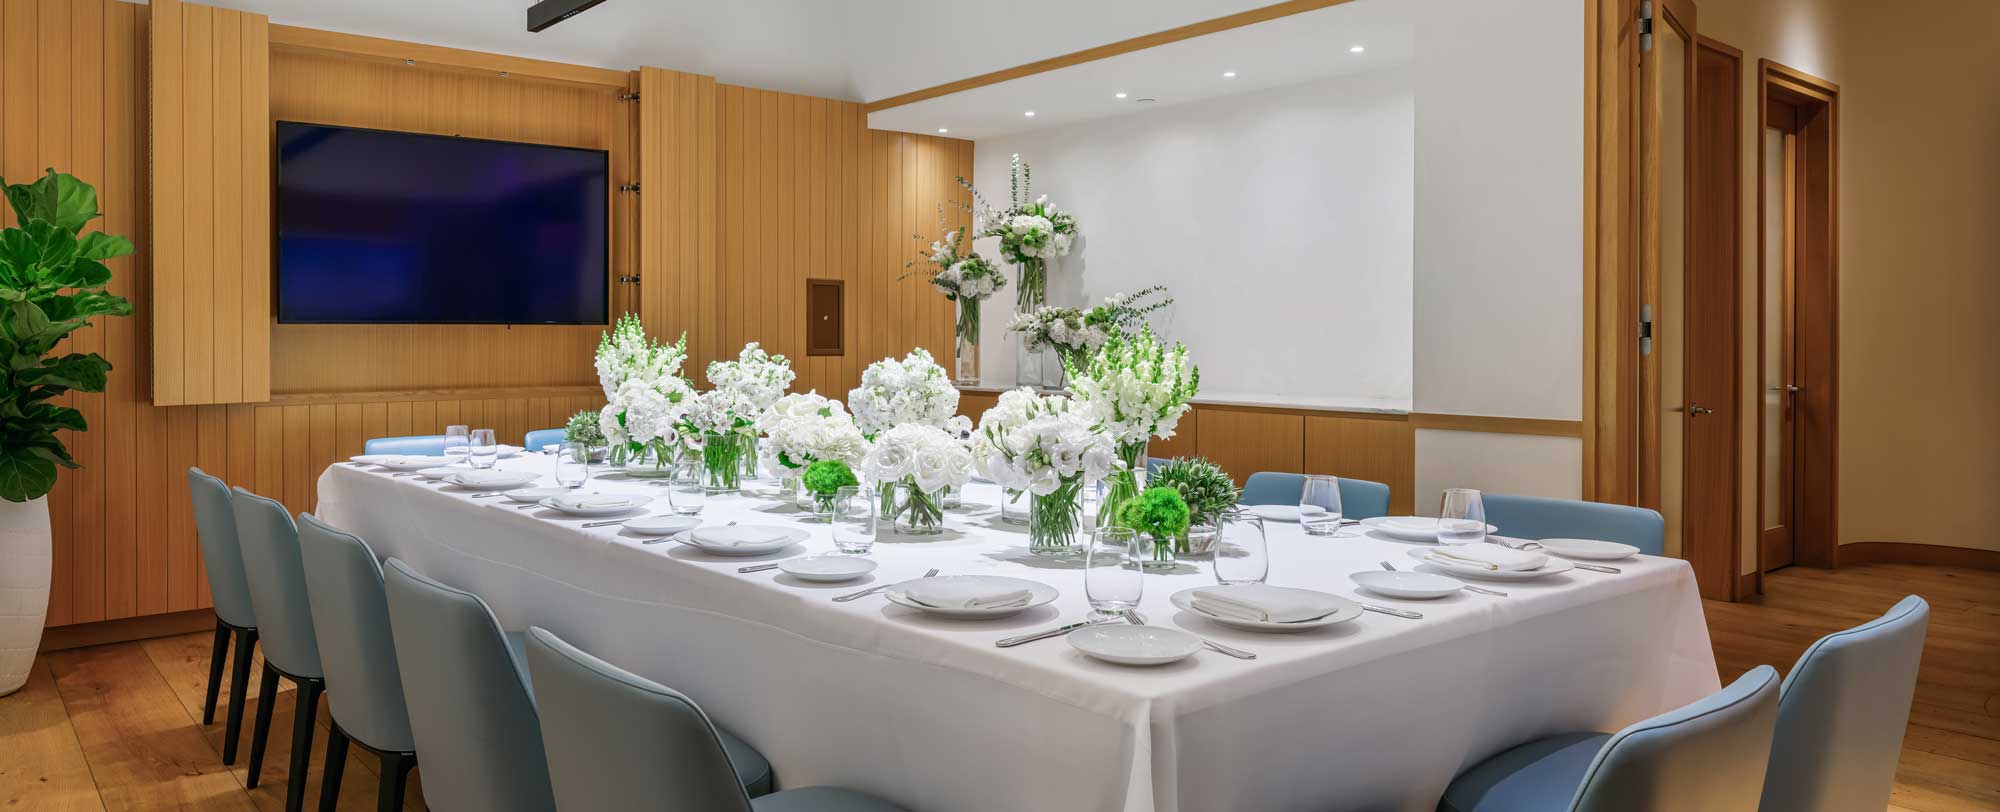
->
{"left": 446, "top": 471, "right": 540, "bottom": 491}
{"left": 621, "top": 461, "right": 677, "bottom": 479}
{"left": 1243, "top": 504, "right": 1328, "bottom": 523}
{"left": 496, "top": 444, "right": 524, "bottom": 459}
{"left": 1406, "top": 547, "right": 1576, "bottom": 581}
{"left": 503, "top": 487, "right": 572, "bottom": 504}
{"left": 374, "top": 456, "right": 449, "bottom": 472}
{"left": 623, "top": 515, "right": 703, "bottom": 536}
{"left": 1349, "top": 570, "right": 1463, "bottom": 600}
{"left": 777, "top": 554, "right": 879, "bottom": 583}
{"left": 1360, "top": 516, "right": 1500, "bottom": 542}
{"left": 1533, "top": 538, "right": 1640, "bottom": 561}
{"left": 1068, "top": 624, "right": 1202, "bottom": 666}
{"left": 884, "top": 576, "right": 1059, "bottom": 619}
{"left": 350, "top": 454, "right": 399, "bottom": 465}
{"left": 538, "top": 493, "right": 654, "bottom": 517}
{"left": 415, "top": 467, "right": 464, "bottom": 480}
{"left": 1168, "top": 587, "right": 1363, "bottom": 632}
{"left": 680, "top": 525, "right": 808, "bottom": 556}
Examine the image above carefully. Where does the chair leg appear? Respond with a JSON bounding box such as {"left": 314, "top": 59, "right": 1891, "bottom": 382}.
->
{"left": 246, "top": 662, "right": 280, "bottom": 789}
{"left": 318, "top": 723, "right": 349, "bottom": 812}
{"left": 221, "top": 628, "right": 257, "bottom": 765}
{"left": 378, "top": 751, "right": 416, "bottom": 812}
{"left": 202, "top": 622, "right": 229, "bottom": 725}
{"left": 285, "top": 678, "right": 324, "bottom": 812}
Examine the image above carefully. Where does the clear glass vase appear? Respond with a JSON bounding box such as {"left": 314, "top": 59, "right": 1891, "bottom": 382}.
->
{"left": 880, "top": 478, "right": 946, "bottom": 535}
{"left": 954, "top": 299, "right": 981, "bottom": 386}
{"left": 1097, "top": 442, "right": 1148, "bottom": 531}
{"left": 1029, "top": 478, "right": 1085, "bottom": 557}
{"left": 999, "top": 488, "right": 1031, "bottom": 525}
{"left": 701, "top": 431, "right": 748, "bottom": 493}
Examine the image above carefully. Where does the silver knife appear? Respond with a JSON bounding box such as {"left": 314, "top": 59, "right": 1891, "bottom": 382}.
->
{"left": 582, "top": 518, "right": 630, "bottom": 528}
{"left": 1572, "top": 562, "right": 1622, "bottom": 574}
{"left": 738, "top": 560, "right": 789, "bottom": 573}
{"left": 1359, "top": 603, "right": 1423, "bottom": 619}
{"left": 996, "top": 617, "right": 1114, "bottom": 647}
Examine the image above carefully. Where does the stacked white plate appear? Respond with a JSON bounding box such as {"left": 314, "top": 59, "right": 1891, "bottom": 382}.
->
{"left": 1360, "top": 516, "right": 1500, "bottom": 542}
{"left": 537, "top": 493, "right": 652, "bottom": 516}
{"left": 446, "top": 470, "right": 539, "bottom": 491}
{"left": 885, "top": 575, "right": 1058, "bottom": 619}
{"left": 1534, "top": 538, "right": 1641, "bottom": 560}
{"left": 678, "top": 525, "right": 807, "bottom": 556}
{"left": 1406, "top": 547, "right": 1575, "bottom": 580}
{"left": 1168, "top": 586, "right": 1362, "bottom": 632}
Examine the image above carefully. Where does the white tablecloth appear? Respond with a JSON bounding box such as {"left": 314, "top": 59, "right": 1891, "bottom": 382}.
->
{"left": 317, "top": 457, "right": 1718, "bottom": 812}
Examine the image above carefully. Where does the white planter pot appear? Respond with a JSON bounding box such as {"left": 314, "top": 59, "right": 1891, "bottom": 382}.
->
{"left": 0, "top": 497, "right": 51, "bottom": 696}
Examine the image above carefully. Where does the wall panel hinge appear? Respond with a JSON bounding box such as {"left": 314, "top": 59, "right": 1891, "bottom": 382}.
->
{"left": 617, "top": 91, "right": 640, "bottom": 102}
{"left": 1638, "top": 0, "right": 1654, "bottom": 53}
{"left": 618, "top": 183, "right": 640, "bottom": 193}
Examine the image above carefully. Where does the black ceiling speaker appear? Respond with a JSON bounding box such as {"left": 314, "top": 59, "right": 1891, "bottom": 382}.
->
{"left": 526, "top": 0, "right": 608, "bottom": 32}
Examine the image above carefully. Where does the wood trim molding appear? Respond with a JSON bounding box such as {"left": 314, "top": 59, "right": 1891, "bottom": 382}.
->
{"left": 1410, "top": 413, "right": 1585, "bottom": 438}
{"left": 268, "top": 23, "right": 630, "bottom": 91}
{"left": 1839, "top": 542, "right": 2000, "bottom": 571}
{"left": 863, "top": 0, "right": 1357, "bottom": 112}
{"left": 39, "top": 609, "right": 216, "bottom": 653}
{"left": 265, "top": 385, "right": 604, "bottom": 406}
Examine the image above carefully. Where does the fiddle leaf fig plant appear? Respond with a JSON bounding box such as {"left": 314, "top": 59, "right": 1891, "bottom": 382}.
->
{"left": 0, "top": 170, "right": 135, "bottom": 502}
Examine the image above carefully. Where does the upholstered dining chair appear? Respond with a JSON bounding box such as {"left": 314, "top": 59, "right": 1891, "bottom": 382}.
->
{"left": 230, "top": 488, "right": 327, "bottom": 812}
{"left": 523, "top": 428, "right": 565, "bottom": 453}
{"left": 1478, "top": 494, "right": 1665, "bottom": 556}
{"left": 296, "top": 515, "right": 418, "bottom": 812}
{"left": 1438, "top": 664, "right": 1782, "bottom": 812}
{"left": 1240, "top": 471, "right": 1393, "bottom": 520}
{"left": 1758, "top": 595, "right": 1930, "bottom": 812}
{"left": 186, "top": 468, "right": 259, "bottom": 765}
{"left": 525, "top": 627, "right": 909, "bottom": 811}
{"left": 361, "top": 434, "right": 448, "bottom": 456}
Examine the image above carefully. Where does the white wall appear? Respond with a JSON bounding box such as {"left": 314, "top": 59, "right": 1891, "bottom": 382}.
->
{"left": 970, "top": 68, "right": 1415, "bottom": 411}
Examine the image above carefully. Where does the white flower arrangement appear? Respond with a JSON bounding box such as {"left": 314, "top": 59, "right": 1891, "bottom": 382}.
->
{"left": 848, "top": 348, "right": 960, "bottom": 438}
{"left": 959, "top": 154, "right": 1079, "bottom": 307}
{"left": 706, "top": 342, "right": 795, "bottom": 417}
{"left": 756, "top": 391, "right": 868, "bottom": 474}
{"left": 862, "top": 423, "right": 974, "bottom": 495}
{"left": 1066, "top": 324, "right": 1200, "bottom": 450}
{"left": 593, "top": 315, "right": 694, "bottom": 453}
{"left": 971, "top": 389, "right": 1117, "bottom": 496}
{"left": 1007, "top": 286, "right": 1175, "bottom": 375}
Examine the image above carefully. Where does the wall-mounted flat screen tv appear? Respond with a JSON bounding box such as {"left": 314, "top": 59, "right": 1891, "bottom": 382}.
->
{"left": 275, "top": 121, "right": 609, "bottom": 324}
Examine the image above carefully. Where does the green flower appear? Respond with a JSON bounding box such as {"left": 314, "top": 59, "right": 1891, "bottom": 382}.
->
{"left": 1119, "top": 486, "right": 1191, "bottom": 540}
{"left": 1149, "top": 457, "right": 1240, "bottom": 527}
{"left": 564, "top": 410, "right": 605, "bottom": 445}
{"left": 802, "top": 459, "right": 859, "bottom": 496}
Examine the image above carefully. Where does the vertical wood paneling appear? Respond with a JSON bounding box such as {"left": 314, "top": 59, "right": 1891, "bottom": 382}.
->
{"left": 1197, "top": 408, "right": 1306, "bottom": 486}
{"left": 1304, "top": 414, "right": 1417, "bottom": 515}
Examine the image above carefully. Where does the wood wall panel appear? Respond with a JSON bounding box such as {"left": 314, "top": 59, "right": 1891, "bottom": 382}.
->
{"left": 147, "top": 0, "right": 268, "bottom": 406}
{"left": 1305, "top": 414, "right": 1416, "bottom": 515}
{"left": 636, "top": 67, "right": 719, "bottom": 373}
{"left": 1196, "top": 407, "right": 1305, "bottom": 487}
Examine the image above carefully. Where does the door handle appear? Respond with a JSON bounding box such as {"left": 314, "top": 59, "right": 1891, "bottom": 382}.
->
{"left": 1766, "top": 384, "right": 1800, "bottom": 393}
{"left": 1675, "top": 404, "right": 1715, "bottom": 416}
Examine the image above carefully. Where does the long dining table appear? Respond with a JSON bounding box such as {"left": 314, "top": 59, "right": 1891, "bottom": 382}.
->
{"left": 317, "top": 454, "right": 1718, "bottom": 812}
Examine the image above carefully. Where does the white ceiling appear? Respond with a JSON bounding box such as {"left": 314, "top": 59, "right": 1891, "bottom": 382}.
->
{"left": 196, "top": 0, "right": 1281, "bottom": 102}
{"left": 867, "top": 0, "right": 1413, "bottom": 140}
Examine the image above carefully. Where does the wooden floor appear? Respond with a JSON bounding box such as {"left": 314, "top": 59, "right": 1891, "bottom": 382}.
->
{"left": 1, "top": 562, "right": 1994, "bottom": 811}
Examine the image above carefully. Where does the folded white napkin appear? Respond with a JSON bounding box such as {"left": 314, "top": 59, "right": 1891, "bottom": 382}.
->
{"left": 1191, "top": 584, "right": 1343, "bottom": 623}
{"left": 692, "top": 526, "right": 789, "bottom": 548}
{"left": 902, "top": 578, "right": 1033, "bottom": 610}
{"left": 1427, "top": 544, "right": 1548, "bottom": 571}
{"left": 452, "top": 470, "right": 521, "bottom": 485}
{"left": 555, "top": 495, "right": 632, "bottom": 510}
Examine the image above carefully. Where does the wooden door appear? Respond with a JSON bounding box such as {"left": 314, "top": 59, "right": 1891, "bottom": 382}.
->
{"left": 1684, "top": 38, "right": 1742, "bottom": 596}
{"left": 1637, "top": 0, "right": 1698, "bottom": 557}
{"left": 1759, "top": 101, "right": 1799, "bottom": 570}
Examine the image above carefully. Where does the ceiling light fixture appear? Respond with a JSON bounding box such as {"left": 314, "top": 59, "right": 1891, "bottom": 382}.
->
{"left": 937, "top": 128, "right": 949, "bottom": 134}
{"left": 1115, "top": 92, "right": 1128, "bottom": 99}
{"left": 1222, "top": 71, "right": 1237, "bottom": 78}
{"left": 1349, "top": 45, "right": 1366, "bottom": 53}
{"left": 1024, "top": 110, "right": 1036, "bottom": 117}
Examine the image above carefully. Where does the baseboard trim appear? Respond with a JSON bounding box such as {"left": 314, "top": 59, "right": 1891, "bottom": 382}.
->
{"left": 1839, "top": 542, "right": 2000, "bottom": 571}
{"left": 39, "top": 609, "right": 216, "bottom": 652}
{"left": 1735, "top": 570, "right": 1762, "bottom": 600}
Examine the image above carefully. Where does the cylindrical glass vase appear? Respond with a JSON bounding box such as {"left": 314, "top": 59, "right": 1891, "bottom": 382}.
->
{"left": 880, "top": 479, "right": 946, "bottom": 535}
{"left": 1028, "top": 478, "right": 1085, "bottom": 557}
{"left": 701, "top": 431, "right": 748, "bottom": 493}
{"left": 999, "top": 488, "right": 1031, "bottom": 525}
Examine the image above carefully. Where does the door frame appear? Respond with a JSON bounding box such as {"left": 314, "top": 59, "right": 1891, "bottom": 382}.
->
{"left": 1688, "top": 35, "right": 1743, "bottom": 599}
{"left": 1755, "top": 60, "right": 1840, "bottom": 581}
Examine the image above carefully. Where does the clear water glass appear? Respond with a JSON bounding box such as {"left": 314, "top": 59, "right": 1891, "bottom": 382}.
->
{"left": 1300, "top": 475, "right": 1343, "bottom": 535}
{"left": 443, "top": 425, "right": 470, "bottom": 462}
{"left": 468, "top": 429, "right": 498, "bottom": 469}
{"left": 668, "top": 461, "right": 706, "bottom": 515}
{"left": 1213, "top": 510, "right": 1269, "bottom": 585}
{"left": 1438, "top": 488, "right": 1488, "bottom": 545}
{"left": 830, "top": 485, "right": 876, "bottom": 554}
{"left": 1084, "top": 526, "right": 1143, "bottom": 618}
{"left": 554, "top": 442, "right": 590, "bottom": 489}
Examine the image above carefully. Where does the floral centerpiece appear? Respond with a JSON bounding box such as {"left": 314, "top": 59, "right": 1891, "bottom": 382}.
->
{"left": 959, "top": 153, "right": 1078, "bottom": 309}
{"left": 801, "top": 459, "right": 860, "bottom": 515}
{"left": 1067, "top": 325, "right": 1199, "bottom": 533}
{"left": 756, "top": 391, "right": 866, "bottom": 507}
{"left": 562, "top": 409, "right": 607, "bottom": 463}
{"left": 1146, "top": 458, "right": 1240, "bottom": 556}
{"left": 848, "top": 348, "right": 959, "bottom": 438}
{"left": 861, "top": 423, "right": 973, "bottom": 535}
{"left": 910, "top": 216, "right": 1006, "bottom": 384}
{"left": 1118, "top": 487, "right": 1193, "bottom": 567}
{"left": 972, "top": 389, "right": 1117, "bottom": 555}
{"left": 1006, "top": 286, "right": 1174, "bottom": 384}
{"left": 688, "top": 342, "right": 794, "bottom": 492}
{"left": 593, "top": 315, "right": 694, "bottom": 471}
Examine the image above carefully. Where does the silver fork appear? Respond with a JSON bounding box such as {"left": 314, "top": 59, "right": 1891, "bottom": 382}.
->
{"left": 1383, "top": 560, "right": 1507, "bottom": 597}
{"left": 834, "top": 567, "right": 938, "bottom": 602}
{"left": 1129, "top": 611, "right": 1254, "bottom": 660}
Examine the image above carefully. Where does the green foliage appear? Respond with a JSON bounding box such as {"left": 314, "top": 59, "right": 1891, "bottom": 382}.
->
{"left": 1149, "top": 457, "right": 1241, "bottom": 527}
{"left": 1119, "top": 486, "right": 1191, "bottom": 540}
{"left": 0, "top": 170, "right": 134, "bottom": 502}
{"left": 564, "top": 409, "right": 605, "bottom": 445}
{"left": 802, "top": 459, "right": 858, "bottom": 496}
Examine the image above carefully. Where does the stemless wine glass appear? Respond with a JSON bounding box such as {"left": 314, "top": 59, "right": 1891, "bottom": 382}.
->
{"left": 1084, "top": 526, "right": 1143, "bottom": 618}
{"left": 1300, "top": 475, "right": 1344, "bottom": 536}
{"left": 554, "top": 442, "right": 590, "bottom": 489}
{"left": 668, "top": 460, "right": 706, "bottom": 515}
{"left": 830, "top": 485, "right": 876, "bottom": 555}
{"left": 1437, "top": 488, "right": 1488, "bottom": 545}
{"left": 468, "top": 429, "right": 498, "bottom": 469}
{"left": 1213, "top": 510, "right": 1270, "bottom": 585}
{"left": 443, "top": 425, "right": 470, "bottom": 463}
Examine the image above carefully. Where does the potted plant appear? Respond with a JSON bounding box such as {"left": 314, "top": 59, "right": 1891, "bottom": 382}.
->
{"left": 1148, "top": 457, "right": 1241, "bottom": 555}
{"left": 0, "top": 170, "right": 135, "bottom": 695}
{"left": 1118, "top": 486, "right": 1192, "bottom": 570}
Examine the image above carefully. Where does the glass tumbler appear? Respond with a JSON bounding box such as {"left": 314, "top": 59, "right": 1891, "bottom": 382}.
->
{"left": 1213, "top": 510, "right": 1270, "bottom": 585}
{"left": 1437, "top": 488, "right": 1488, "bottom": 545}
{"left": 443, "top": 425, "right": 470, "bottom": 463}
{"left": 468, "top": 429, "right": 498, "bottom": 469}
{"left": 1084, "top": 526, "right": 1144, "bottom": 618}
{"left": 554, "top": 442, "right": 590, "bottom": 489}
{"left": 668, "top": 460, "right": 707, "bottom": 516}
{"left": 831, "top": 485, "right": 877, "bottom": 555}
{"left": 1300, "top": 475, "right": 1343, "bottom": 536}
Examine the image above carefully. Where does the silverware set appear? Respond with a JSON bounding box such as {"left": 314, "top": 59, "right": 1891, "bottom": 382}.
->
{"left": 1130, "top": 611, "right": 1255, "bottom": 659}
{"left": 1381, "top": 561, "right": 1508, "bottom": 597}
{"left": 1357, "top": 603, "right": 1423, "bottom": 619}
{"left": 995, "top": 616, "right": 1118, "bottom": 647}
{"left": 834, "top": 567, "right": 937, "bottom": 602}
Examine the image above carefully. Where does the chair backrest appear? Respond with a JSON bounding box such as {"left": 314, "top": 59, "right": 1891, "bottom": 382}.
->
{"left": 381, "top": 558, "right": 556, "bottom": 812}
{"left": 230, "top": 487, "right": 321, "bottom": 678}
{"left": 187, "top": 468, "right": 255, "bottom": 629}
{"left": 1240, "top": 471, "right": 1394, "bottom": 520}
{"left": 1572, "top": 664, "right": 1782, "bottom": 812}
{"left": 363, "top": 434, "right": 448, "bottom": 456}
{"left": 1481, "top": 493, "right": 1665, "bottom": 556}
{"left": 525, "top": 627, "right": 756, "bottom": 812}
{"left": 296, "top": 514, "right": 415, "bottom": 753}
{"left": 1759, "top": 595, "right": 1929, "bottom": 812}
{"left": 524, "top": 428, "right": 565, "bottom": 453}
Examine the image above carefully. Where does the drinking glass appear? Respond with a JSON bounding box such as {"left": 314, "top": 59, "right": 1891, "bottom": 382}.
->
{"left": 1300, "top": 475, "right": 1343, "bottom": 535}
{"left": 1438, "top": 488, "right": 1488, "bottom": 545}
{"left": 668, "top": 461, "right": 707, "bottom": 515}
{"left": 554, "top": 442, "right": 590, "bottom": 489}
{"left": 1084, "top": 526, "right": 1143, "bottom": 618}
{"left": 830, "top": 485, "right": 876, "bottom": 555}
{"left": 443, "top": 425, "right": 470, "bottom": 463}
{"left": 1213, "top": 510, "right": 1270, "bottom": 585}
{"left": 468, "top": 429, "right": 498, "bottom": 469}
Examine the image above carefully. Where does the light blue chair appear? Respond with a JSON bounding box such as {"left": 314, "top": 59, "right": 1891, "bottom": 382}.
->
{"left": 524, "top": 428, "right": 565, "bottom": 453}
{"left": 1759, "top": 595, "right": 1929, "bottom": 812}
{"left": 1480, "top": 494, "right": 1665, "bottom": 556}
{"left": 230, "top": 488, "right": 325, "bottom": 812}
{"left": 187, "top": 468, "right": 259, "bottom": 765}
{"left": 1440, "top": 665, "right": 1782, "bottom": 811}
{"left": 363, "top": 434, "right": 448, "bottom": 456}
{"left": 526, "top": 627, "right": 909, "bottom": 811}
{"left": 297, "top": 515, "right": 418, "bottom": 812}
{"left": 1240, "top": 471, "right": 1393, "bottom": 520}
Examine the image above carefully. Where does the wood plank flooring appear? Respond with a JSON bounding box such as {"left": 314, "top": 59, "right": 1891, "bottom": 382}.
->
{"left": 1, "top": 562, "right": 1993, "bottom": 810}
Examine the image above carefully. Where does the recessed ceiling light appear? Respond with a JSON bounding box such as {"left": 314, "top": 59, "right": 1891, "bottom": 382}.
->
{"left": 937, "top": 128, "right": 949, "bottom": 134}
{"left": 1222, "top": 71, "right": 1237, "bottom": 78}
{"left": 1024, "top": 110, "right": 1036, "bottom": 117}
{"left": 1349, "top": 45, "right": 1366, "bottom": 53}
{"left": 1114, "top": 92, "right": 1128, "bottom": 99}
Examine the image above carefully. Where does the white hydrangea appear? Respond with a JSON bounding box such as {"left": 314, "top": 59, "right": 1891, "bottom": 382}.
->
{"left": 848, "top": 348, "right": 959, "bottom": 437}
{"left": 862, "top": 423, "right": 974, "bottom": 494}
{"left": 972, "top": 391, "right": 1116, "bottom": 496}
{"left": 757, "top": 391, "right": 868, "bottom": 473}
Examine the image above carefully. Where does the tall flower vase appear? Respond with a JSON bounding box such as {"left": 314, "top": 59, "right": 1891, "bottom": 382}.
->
{"left": 702, "top": 431, "right": 749, "bottom": 493}
{"left": 0, "top": 497, "right": 50, "bottom": 695}
{"left": 1096, "top": 442, "right": 1148, "bottom": 532}
{"left": 954, "top": 299, "right": 981, "bottom": 386}
{"left": 999, "top": 488, "right": 1031, "bottom": 525}
{"left": 881, "top": 479, "right": 946, "bottom": 535}
{"left": 1029, "top": 478, "right": 1085, "bottom": 557}
{"left": 1016, "top": 258, "right": 1047, "bottom": 310}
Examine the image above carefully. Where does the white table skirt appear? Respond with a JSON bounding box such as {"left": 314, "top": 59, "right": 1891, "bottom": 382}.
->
{"left": 317, "top": 458, "right": 1718, "bottom": 812}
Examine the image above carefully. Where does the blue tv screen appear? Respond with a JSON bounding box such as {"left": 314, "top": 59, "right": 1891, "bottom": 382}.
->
{"left": 275, "top": 122, "right": 609, "bottom": 324}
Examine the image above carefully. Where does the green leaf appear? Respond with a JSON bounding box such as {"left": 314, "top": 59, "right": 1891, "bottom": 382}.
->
{"left": 57, "top": 258, "right": 112, "bottom": 289}
{"left": 74, "top": 231, "right": 133, "bottom": 261}
{"left": 2, "top": 300, "right": 53, "bottom": 345}
{"left": 0, "top": 446, "right": 58, "bottom": 502}
{"left": 4, "top": 170, "right": 100, "bottom": 233}
{"left": 20, "top": 354, "right": 109, "bottom": 393}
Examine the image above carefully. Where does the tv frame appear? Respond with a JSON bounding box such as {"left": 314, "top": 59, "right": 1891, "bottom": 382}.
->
{"left": 272, "top": 120, "right": 614, "bottom": 327}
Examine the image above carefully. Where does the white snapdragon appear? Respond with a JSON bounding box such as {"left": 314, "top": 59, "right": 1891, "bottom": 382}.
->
{"left": 1067, "top": 326, "right": 1200, "bottom": 448}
